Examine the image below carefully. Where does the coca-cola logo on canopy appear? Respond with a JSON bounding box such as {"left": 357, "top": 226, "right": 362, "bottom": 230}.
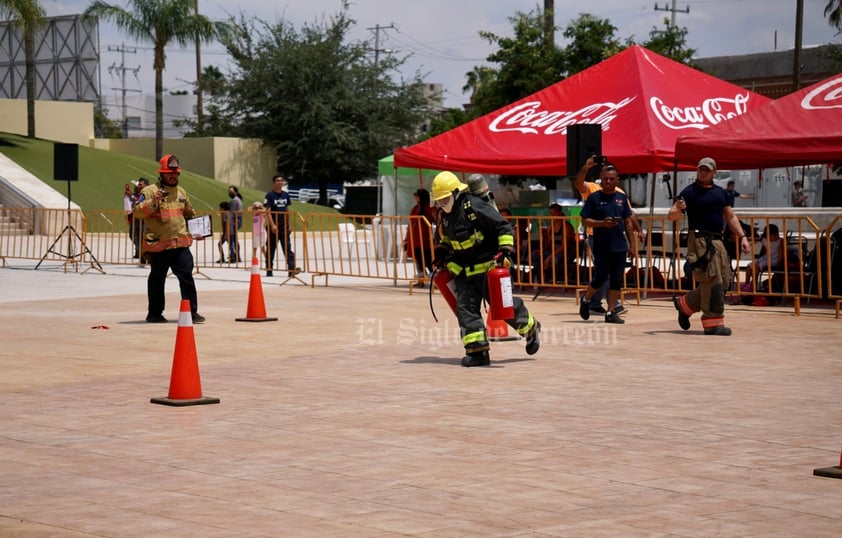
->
{"left": 488, "top": 98, "right": 636, "bottom": 135}
{"left": 801, "top": 76, "right": 842, "bottom": 110}
{"left": 649, "top": 93, "right": 751, "bottom": 130}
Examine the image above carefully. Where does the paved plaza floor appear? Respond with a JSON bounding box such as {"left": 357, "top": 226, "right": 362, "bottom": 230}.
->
{"left": 1, "top": 260, "right": 841, "bottom": 536}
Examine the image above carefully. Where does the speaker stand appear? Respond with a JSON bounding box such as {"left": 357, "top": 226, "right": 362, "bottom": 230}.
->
{"left": 34, "top": 182, "right": 104, "bottom": 274}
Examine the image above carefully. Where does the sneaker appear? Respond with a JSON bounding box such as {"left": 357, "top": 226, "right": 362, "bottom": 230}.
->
{"left": 288, "top": 267, "right": 302, "bottom": 277}
{"left": 525, "top": 321, "right": 541, "bottom": 355}
{"left": 704, "top": 325, "right": 732, "bottom": 336}
{"left": 579, "top": 297, "right": 591, "bottom": 320}
{"left": 604, "top": 311, "right": 625, "bottom": 324}
{"left": 673, "top": 298, "right": 691, "bottom": 331}
{"left": 589, "top": 304, "right": 607, "bottom": 314}
{"left": 191, "top": 313, "right": 205, "bottom": 324}
{"left": 461, "top": 350, "right": 491, "bottom": 367}
{"left": 145, "top": 314, "right": 168, "bottom": 323}
{"left": 216, "top": 258, "right": 227, "bottom": 264}
{"left": 266, "top": 270, "right": 273, "bottom": 277}
{"left": 612, "top": 304, "right": 628, "bottom": 316}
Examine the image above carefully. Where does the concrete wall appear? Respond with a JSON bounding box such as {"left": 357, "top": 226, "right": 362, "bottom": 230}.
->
{"left": 0, "top": 99, "right": 94, "bottom": 146}
{"left": 92, "top": 137, "right": 277, "bottom": 190}
{"left": 3, "top": 99, "right": 277, "bottom": 189}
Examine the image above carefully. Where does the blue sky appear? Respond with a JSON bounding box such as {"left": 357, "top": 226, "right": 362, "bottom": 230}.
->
{"left": 42, "top": 0, "right": 842, "bottom": 108}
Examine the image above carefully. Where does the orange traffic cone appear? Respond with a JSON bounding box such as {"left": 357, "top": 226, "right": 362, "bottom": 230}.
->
{"left": 486, "top": 309, "right": 519, "bottom": 342}
{"left": 813, "top": 448, "right": 842, "bottom": 479}
{"left": 236, "top": 257, "right": 278, "bottom": 322}
{"left": 151, "top": 300, "right": 220, "bottom": 407}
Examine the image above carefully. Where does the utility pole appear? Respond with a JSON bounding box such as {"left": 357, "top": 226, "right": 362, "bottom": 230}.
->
{"left": 367, "top": 23, "right": 395, "bottom": 68}
{"left": 107, "top": 44, "right": 140, "bottom": 139}
{"left": 793, "top": 0, "right": 804, "bottom": 91}
{"left": 654, "top": 1, "right": 689, "bottom": 28}
{"left": 194, "top": 0, "right": 204, "bottom": 134}
{"left": 544, "top": 0, "right": 554, "bottom": 53}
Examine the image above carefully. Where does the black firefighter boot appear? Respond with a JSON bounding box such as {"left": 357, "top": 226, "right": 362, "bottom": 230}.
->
{"left": 461, "top": 344, "right": 491, "bottom": 367}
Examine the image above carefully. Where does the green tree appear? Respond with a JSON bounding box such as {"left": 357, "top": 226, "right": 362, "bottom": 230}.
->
{"left": 469, "top": 8, "right": 564, "bottom": 118}
{"left": 424, "top": 107, "right": 471, "bottom": 139}
{"left": 94, "top": 105, "right": 124, "bottom": 138}
{"left": 218, "top": 3, "right": 428, "bottom": 202}
{"left": 0, "top": 0, "right": 45, "bottom": 138}
{"left": 174, "top": 66, "right": 233, "bottom": 136}
{"left": 640, "top": 18, "right": 696, "bottom": 64}
{"left": 83, "top": 0, "right": 231, "bottom": 159}
{"left": 561, "top": 13, "right": 627, "bottom": 77}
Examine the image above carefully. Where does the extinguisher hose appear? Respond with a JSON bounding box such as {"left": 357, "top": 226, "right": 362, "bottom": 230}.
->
{"left": 429, "top": 268, "right": 439, "bottom": 323}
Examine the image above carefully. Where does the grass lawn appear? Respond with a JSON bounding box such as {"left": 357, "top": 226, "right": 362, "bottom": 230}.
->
{"left": 0, "top": 132, "right": 338, "bottom": 230}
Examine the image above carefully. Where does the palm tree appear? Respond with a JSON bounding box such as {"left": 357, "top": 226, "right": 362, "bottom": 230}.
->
{"left": 826, "top": 0, "right": 842, "bottom": 28}
{"left": 83, "top": 0, "right": 228, "bottom": 159}
{"left": 0, "top": 0, "right": 46, "bottom": 138}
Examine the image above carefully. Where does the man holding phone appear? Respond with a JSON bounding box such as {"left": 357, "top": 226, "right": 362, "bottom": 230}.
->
{"left": 574, "top": 155, "right": 643, "bottom": 316}
{"left": 577, "top": 161, "right": 636, "bottom": 324}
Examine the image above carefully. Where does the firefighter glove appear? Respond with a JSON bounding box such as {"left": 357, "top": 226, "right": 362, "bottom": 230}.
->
{"left": 497, "top": 248, "right": 514, "bottom": 269}
{"left": 432, "top": 245, "right": 450, "bottom": 268}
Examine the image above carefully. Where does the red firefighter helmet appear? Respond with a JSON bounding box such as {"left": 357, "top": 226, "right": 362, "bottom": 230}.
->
{"left": 158, "top": 154, "right": 180, "bottom": 174}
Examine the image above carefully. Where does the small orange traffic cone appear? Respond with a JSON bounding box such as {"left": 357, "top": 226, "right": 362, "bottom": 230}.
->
{"left": 236, "top": 257, "right": 278, "bottom": 322}
{"left": 813, "top": 448, "right": 842, "bottom": 479}
{"left": 151, "top": 300, "right": 220, "bottom": 407}
{"left": 486, "top": 309, "right": 519, "bottom": 342}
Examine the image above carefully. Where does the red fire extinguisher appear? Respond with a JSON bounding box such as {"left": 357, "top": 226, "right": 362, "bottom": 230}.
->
{"left": 487, "top": 264, "right": 514, "bottom": 320}
{"left": 432, "top": 268, "right": 458, "bottom": 321}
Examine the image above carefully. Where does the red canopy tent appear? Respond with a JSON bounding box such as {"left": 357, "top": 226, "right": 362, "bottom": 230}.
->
{"left": 675, "top": 73, "right": 842, "bottom": 169}
{"left": 394, "top": 45, "right": 770, "bottom": 175}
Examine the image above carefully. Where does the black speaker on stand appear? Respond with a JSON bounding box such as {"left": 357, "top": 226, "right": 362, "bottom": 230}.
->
{"left": 36, "top": 143, "right": 103, "bottom": 273}
{"left": 566, "top": 124, "right": 602, "bottom": 179}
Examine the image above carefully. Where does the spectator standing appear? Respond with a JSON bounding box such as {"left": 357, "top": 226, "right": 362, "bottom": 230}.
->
{"left": 792, "top": 180, "right": 809, "bottom": 207}
{"left": 227, "top": 186, "right": 243, "bottom": 262}
{"left": 724, "top": 180, "right": 754, "bottom": 207}
{"left": 577, "top": 165, "right": 635, "bottom": 324}
{"left": 133, "top": 154, "right": 204, "bottom": 323}
{"left": 669, "top": 157, "right": 750, "bottom": 336}
{"left": 216, "top": 201, "right": 231, "bottom": 263}
{"left": 124, "top": 178, "right": 148, "bottom": 259}
{"left": 263, "top": 175, "right": 302, "bottom": 278}
{"left": 250, "top": 202, "right": 267, "bottom": 262}
{"left": 403, "top": 188, "right": 437, "bottom": 288}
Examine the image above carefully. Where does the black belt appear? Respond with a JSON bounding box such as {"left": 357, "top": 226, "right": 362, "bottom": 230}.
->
{"left": 692, "top": 230, "right": 723, "bottom": 240}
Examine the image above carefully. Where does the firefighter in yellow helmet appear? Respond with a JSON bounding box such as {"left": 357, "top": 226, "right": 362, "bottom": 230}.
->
{"left": 133, "top": 154, "right": 204, "bottom": 323}
{"left": 431, "top": 171, "right": 541, "bottom": 367}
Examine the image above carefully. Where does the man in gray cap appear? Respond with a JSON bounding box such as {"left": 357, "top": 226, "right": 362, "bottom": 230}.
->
{"left": 668, "top": 157, "right": 751, "bottom": 335}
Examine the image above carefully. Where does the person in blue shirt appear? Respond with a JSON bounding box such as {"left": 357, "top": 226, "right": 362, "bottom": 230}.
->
{"left": 724, "top": 180, "right": 754, "bottom": 207}
{"left": 578, "top": 163, "right": 635, "bottom": 324}
{"left": 263, "top": 175, "right": 301, "bottom": 278}
{"left": 669, "top": 158, "right": 751, "bottom": 336}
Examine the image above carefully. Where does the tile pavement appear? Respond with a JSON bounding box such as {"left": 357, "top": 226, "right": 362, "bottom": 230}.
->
{"left": 1, "top": 262, "right": 841, "bottom": 536}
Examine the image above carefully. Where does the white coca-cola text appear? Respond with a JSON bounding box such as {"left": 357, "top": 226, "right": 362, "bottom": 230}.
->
{"left": 650, "top": 93, "right": 751, "bottom": 130}
{"left": 488, "top": 98, "right": 636, "bottom": 135}
{"left": 801, "top": 76, "right": 842, "bottom": 110}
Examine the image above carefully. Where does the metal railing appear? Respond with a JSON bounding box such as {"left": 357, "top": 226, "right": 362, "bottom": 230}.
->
{"left": 0, "top": 207, "right": 839, "bottom": 315}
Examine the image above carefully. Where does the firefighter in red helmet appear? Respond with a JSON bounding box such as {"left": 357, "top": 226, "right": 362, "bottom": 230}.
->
{"left": 133, "top": 154, "right": 205, "bottom": 323}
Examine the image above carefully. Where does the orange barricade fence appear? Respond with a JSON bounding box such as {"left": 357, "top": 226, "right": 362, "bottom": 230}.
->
{"left": 301, "top": 213, "right": 431, "bottom": 290}
{"left": 0, "top": 207, "right": 837, "bottom": 313}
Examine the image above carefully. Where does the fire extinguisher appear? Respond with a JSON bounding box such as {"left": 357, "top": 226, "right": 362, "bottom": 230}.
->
{"left": 431, "top": 268, "right": 458, "bottom": 322}
{"left": 487, "top": 263, "right": 515, "bottom": 321}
